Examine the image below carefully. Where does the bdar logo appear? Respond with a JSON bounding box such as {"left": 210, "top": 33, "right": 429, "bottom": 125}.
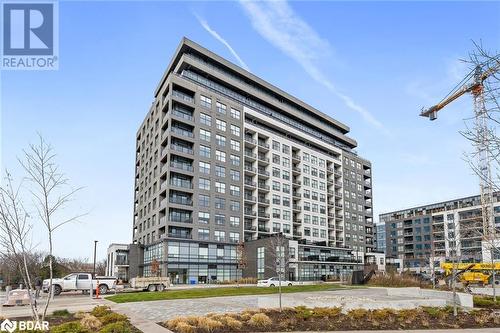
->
{"left": 0, "top": 319, "right": 17, "bottom": 333}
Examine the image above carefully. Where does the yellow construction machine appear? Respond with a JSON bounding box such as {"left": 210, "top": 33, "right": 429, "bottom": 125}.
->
{"left": 441, "top": 262, "right": 500, "bottom": 286}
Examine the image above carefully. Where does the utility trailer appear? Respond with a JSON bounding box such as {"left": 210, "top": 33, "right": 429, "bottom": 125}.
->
{"left": 130, "top": 276, "right": 170, "bottom": 292}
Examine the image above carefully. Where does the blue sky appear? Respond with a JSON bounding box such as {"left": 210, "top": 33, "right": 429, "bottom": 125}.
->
{"left": 1, "top": 0, "right": 499, "bottom": 259}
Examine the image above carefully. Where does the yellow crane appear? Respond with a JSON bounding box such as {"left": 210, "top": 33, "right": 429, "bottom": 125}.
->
{"left": 441, "top": 262, "right": 500, "bottom": 285}
{"left": 420, "top": 57, "right": 500, "bottom": 235}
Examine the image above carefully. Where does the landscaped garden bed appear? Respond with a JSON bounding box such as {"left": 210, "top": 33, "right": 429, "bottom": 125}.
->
{"left": 3, "top": 306, "right": 139, "bottom": 333}
{"left": 161, "top": 306, "right": 500, "bottom": 332}
{"left": 474, "top": 295, "right": 500, "bottom": 309}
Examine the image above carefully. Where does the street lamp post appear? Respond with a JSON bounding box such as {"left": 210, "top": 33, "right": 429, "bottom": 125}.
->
{"left": 93, "top": 240, "right": 98, "bottom": 277}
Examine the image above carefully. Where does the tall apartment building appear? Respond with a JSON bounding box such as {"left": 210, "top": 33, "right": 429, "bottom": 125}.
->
{"left": 133, "top": 38, "right": 373, "bottom": 282}
{"left": 380, "top": 194, "right": 500, "bottom": 271}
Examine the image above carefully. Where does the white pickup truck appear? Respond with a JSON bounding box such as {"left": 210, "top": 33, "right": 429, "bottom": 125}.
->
{"left": 42, "top": 273, "right": 117, "bottom": 296}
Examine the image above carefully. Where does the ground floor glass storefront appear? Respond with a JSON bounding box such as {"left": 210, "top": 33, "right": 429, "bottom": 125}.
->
{"left": 164, "top": 240, "right": 241, "bottom": 284}
{"left": 296, "top": 262, "right": 359, "bottom": 281}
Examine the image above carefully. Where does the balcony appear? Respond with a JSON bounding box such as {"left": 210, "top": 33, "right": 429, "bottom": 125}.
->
{"left": 172, "top": 109, "right": 194, "bottom": 122}
{"left": 169, "top": 217, "right": 193, "bottom": 224}
{"left": 334, "top": 171, "right": 342, "bottom": 177}
{"left": 172, "top": 90, "right": 194, "bottom": 104}
{"left": 258, "top": 226, "right": 270, "bottom": 232}
{"left": 169, "top": 198, "right": 193, "bottom": 206}
{"left": 292, "top": 166, "right": 301, "bottom": 173}
{"left": 244, "top": 195, "right": 256, "bottom": 202}
{"left": 258, "top": 198, "right": 270, "bottom": 205}
{"left": 169, "top": 179, "right": 193, "bottom": 189}
{"left": 171, "top": 126, "right": 194, "bottom": 138}
{"left": 335, "top": 192, "right": 342, "bottom": 199}
{"left": 244, "top": 224, "right": 257, "bottom": 231}
{"left": 170, "top": 144, "right": 194, "bottom": 155}
{"left": 244, "top": 209, "right": 257, "bottom": 217}
{"left": 258, "top": 212, "right": 270, "bottom": 219}
{"left": 244, "top": 137, "right": 257, "bottom": 146}
{"left": 170, "top": 161, "right": 194, "bottom": 172}
{"left": 244, "top": 166, "right": 257, "bottom": 173}
{"left": 293, "top": 205, "right": 302, "bottom": 211}
{"left": 244, "top": 151, "right": 257, "bottom": 160}
{"left": 258, "top": 169, "right": 270, "bottom": 176}
{"left": 258, "top": 155, "right": 270, "bottom": 163}
{"left": 292, "top": 179, "right": 301, "bottom": 185}
{"left": 292, "top": 154, "right": 301, "bottom": 161}
{"left": 168, "top": 233, "right": 192, "bottom": 239}
{"left": 292, "top": 191, "right": 301, "bottom": 198}
{"left": 258, "top": 141, "right": 269, "bottom": 150}
{"left": 244, "top": 180, "right": 257, "bottom": 187}
{"left": 258, "top": 183, "right": 270, "bottom": 191}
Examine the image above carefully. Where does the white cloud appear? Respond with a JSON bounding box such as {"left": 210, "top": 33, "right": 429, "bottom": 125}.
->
{"left": 239, "top": 0, "right": 384, "bottom": 130}
{"left": 195, "top": 14, "right": 250, "bottom": 72}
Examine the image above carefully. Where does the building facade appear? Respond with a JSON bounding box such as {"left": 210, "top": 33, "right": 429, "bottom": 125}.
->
{"left": 380, "top": 194, "right": 500, "bottom": 271}
{"left": 374, "top": 222, "right": 386, "bottom": 253}
{"left": 132, "top": 38, "right": 373, "bottom": 282}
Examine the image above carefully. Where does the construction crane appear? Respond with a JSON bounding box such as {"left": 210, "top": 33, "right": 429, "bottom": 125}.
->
{"left": 420, "top": 57, "right": 500, "bottom": 236}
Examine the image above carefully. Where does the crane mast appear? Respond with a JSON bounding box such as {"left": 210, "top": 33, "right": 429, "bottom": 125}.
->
{"left": 420, "top": 61, "right": 499, "bottom": 237}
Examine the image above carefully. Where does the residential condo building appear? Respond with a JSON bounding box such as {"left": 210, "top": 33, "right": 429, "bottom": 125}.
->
{"left": 380, "top": 194, "right": 500, "bottom": 271}
{"left": 132, "top": 38, "right": 374, "bottom": 283}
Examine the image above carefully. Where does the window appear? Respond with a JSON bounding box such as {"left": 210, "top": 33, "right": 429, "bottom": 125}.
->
{"left": 273, "top": 154, "right": 280, "bottom": 164}
{"left": 230, "top": 124, "right": 240, "bottom": 137}
{"left": 230, "top": 200, "right": 240, "bottom": 211}
{"left": 282, "top": 197, "right": 290, "bottom": 207}
{"left": 199, "top": 161, "right": 210, "bottom": 174}
{"left": 303, "top": 165, "right": 310, "bottom": 174}
{"left": 215, "top": 197, "right": 225, "bottom": 209}
{"left": 257, "top": 247, "right": 265, "bottom": 279}
{"left": 230, "top": 185, "right": 240, "bottom": 196}
{"left": 216, "top": 150, "right": 226, "bottom": 162}
{"left": 199, "top": 194, "right": 209, "bottom": 207}
{"left": 198, "top": 229, "right": 209, "bottom": 240}
{"left": 230, "top": 108, "right": 240, "bottom": 119}
{"left": 282, "top": 144, "right": 290, "bottom": 154}
{"left": 283, "top": 184, "right": 290, "bottom": 194}
{"left": 272, "top": 141, "right": 280, "bottom": 151}
{"left": 200, "top": 129, "right": 211, "bottom": 142}
{"left": 230, "top": 139, "right": 240, "bottom": 151}
{"left": 230, "top": 154, "right": 240, "bottom": 166}
{"left": 272, "top": 181, "right": 281, "bottom": 191}
{"left": 198, "top": 212, "right": 210, "bottom": 224}
{"left": 216, "top": 119, "right": 226, "bottom": 131}
{"left": 200, "top": 145, "right": 211, "bottom": 158}
{"left": 283, "top": 224, "right": 291, "bottom": 234}
{"left": 214, "top": 230, "right": 225, "bottom": 242}
{"left": 282, "top": 170, "right": 290, "bottom": 180}
{"left": 273, "top": 167, "right": 280, "bottom": 177}
{"left": 273, "top": 222, "right": 280, "bottom": 232}
{"left": 216, "top": 102, "right": 226, "bottom": 115}
{"left": 199, "top": 94, "right": 213, "bottom": 109}
{"left": 273, "top": 194, "right": 280, "bottom": 205}
{"left": 215, "top": 214, "right": 225, "bottom": 225}
{"left": 229, "top": 232, "right": 239, "bottom": 243}
{"left": 199, "top": 178, "right": 210, "bottom": 191}
{"left": 283, "top": 210, "right": 291, "bottom": 220}
{"left": 216, "top": 134, "right": 226, "bottom": 147}
{"left": 273, "top": 208, "right": 280, "bottom": 218}
{"left": 215, "top": 181, "right": 226, "bottom": 193}
{"left": 230, "top": 216, "right": 240, "bottom": 227}
{"left": 230, "top": 170, "right": 240, "bottom": 181}
{"left": 215, "top": 165, "right": 226, "bottom": 177}
{"left": 200, "top": 113, "right": 211, "bottom": 126}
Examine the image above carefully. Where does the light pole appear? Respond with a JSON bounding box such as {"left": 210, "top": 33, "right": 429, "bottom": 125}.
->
{"left": 93, "top": 240, "right": 98, "bottom": 277}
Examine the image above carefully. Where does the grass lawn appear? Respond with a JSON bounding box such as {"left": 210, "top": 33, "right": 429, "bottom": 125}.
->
{"left": 107, "top": 284, "right": 352, "bottom": 303}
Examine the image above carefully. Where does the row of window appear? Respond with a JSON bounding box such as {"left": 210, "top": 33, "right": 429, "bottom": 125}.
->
{"left": 199, "top": 145, "right": 240, "bottom": 165}
{"left": 197, "top": 229, "right": 240, "bottom": 243}
{"left": 198, "top": 178, "right": 241, "bottom": 196}
{"left": 197, "top": 195, "right": 241, "bottom": 211}
{"left": 199, "top": 96, "right": 241, "bottom": 120}
{"left": 199, "top": 162, "right": 240, "bottom": 180}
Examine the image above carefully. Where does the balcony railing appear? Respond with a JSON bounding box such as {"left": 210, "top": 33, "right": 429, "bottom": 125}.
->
{"left": 170, "top": 180, "right": 193, "bottom": 189}
{"left": 171, "top": 127, "right": 194, "bottom": 138}
{"left": 172, "top": 90, "right": 194, "bottom": 103}
{"left": 169, "top": 198, "right": 193, "bottom": 206}
{"left": 170, "top": 144, "right": 194, "bottom": 155}
{"left": 168, "top": 233, "right": 192, "bottom": 239}
{"left": 170, "top": 161, "right": 194, "bottom": 172}
{"left": 172, "top": 109, "right": 194, "bottom": 121}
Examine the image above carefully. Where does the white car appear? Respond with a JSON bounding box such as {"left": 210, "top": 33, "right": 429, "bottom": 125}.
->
{"left": 257, "top": 277, "right": 293, "bottom": 287}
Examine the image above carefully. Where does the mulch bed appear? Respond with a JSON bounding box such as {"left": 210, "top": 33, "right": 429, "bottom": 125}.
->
{"left": 161, "top": 306, "right": 500, "bottom": 332}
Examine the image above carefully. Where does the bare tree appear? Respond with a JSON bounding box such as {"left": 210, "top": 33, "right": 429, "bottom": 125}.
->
{"left": 19, "top": 135, "right": 84, "bottom": 320}
{"left": 265, "top": 233, "right": 291, "bottom": 311}
{"left": 0, "top": 172, "right": 40, "bottom": 321}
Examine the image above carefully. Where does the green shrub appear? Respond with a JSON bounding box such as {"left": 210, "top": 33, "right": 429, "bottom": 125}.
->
{"left": 52, "top": 309, "right": 71, "bottom": 317}
{"left": 100, "top": 313, "right": 128, "bottom": 325}
{"left": 91, "top": 306, "right": 112, "bottom": 317}
{"left": 295, "top": 305, "right": 313, "bottom": 319}
{"left": 474, "top": 296, "right": 500, "bottom": 309}
{"left": 51, "top": 321, "right": 89, "bottom": 333}
{"left": 99, "top": 321, "right": 131, "bottom": 333}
